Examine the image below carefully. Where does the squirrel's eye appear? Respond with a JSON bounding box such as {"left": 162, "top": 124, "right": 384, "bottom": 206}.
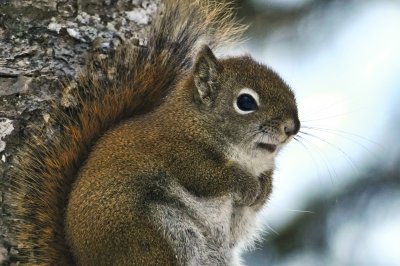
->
{"left": 237, "top": 94, "right": 258, "bottom": 112}
{"left": 233, "top": 88, "right": 260, "bottom": 115}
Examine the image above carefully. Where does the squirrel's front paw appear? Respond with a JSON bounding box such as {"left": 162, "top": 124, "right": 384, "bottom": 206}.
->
{"left": 250, "top": 171, "right": 273, "bottom": 210}
{"left": 232, "top": 176, "right": 261, "bottom": 206}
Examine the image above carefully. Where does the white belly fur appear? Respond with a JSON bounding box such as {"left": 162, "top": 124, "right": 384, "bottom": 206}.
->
{"left": 153, "top": 183, "right": 265, "bottom": 265}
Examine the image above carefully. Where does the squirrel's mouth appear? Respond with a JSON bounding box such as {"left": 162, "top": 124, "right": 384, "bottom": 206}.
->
{"left": 256, "top": 143, "right": 277, "bottom": 153}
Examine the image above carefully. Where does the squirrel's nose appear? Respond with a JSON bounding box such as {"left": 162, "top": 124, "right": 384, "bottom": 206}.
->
{"left": 283, "top": 118, "right": 300, "bottom": 136}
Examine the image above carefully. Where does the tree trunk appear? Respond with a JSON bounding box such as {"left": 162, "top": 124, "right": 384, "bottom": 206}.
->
{"left": 0, "top": 0, "right": 158, "bottom": 263}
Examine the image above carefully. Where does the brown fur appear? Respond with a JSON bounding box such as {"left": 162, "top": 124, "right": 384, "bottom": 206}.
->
{"left": 6, "top": 0, "right": 299, "bottom": 265}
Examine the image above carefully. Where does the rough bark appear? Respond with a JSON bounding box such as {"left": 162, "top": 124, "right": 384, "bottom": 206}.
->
{"left": 0, "top": 0, "right": 158, "bottom": 263}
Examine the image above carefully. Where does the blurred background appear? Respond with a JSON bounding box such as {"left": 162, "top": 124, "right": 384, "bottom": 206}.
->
{"left": 229, "top": 0, "right": 400, "bottom": 265}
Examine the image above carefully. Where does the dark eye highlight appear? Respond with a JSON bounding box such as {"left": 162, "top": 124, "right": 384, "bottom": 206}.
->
{"left": 237, "top": 93, "right": 258, "bottom": 111}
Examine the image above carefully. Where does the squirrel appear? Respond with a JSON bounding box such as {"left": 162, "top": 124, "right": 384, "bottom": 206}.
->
{"left": 5, "top": 0, "right": 300, "bottom": 265}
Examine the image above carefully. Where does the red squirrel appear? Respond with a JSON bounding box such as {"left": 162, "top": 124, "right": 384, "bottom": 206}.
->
{"left": 7, "top": 0, "right": 299, "bottom": 265}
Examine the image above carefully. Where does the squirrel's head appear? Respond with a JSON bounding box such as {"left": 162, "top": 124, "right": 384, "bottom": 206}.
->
{"left": 191, "top": 45, "right": 300, "bottom": 174}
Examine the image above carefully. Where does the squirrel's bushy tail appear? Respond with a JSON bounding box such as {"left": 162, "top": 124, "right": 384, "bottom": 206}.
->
{"left": 5, "top": 0, "right": 244, "bottom": 265}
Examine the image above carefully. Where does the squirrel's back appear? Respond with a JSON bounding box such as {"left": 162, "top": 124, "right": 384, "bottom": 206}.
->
{"left": 6, "top": 1, "right": 244, "bottom": 265}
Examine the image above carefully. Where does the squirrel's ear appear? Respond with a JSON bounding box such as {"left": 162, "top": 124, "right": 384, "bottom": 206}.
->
{"left": 193, "top": 45, "right": 221, "bottom": 106}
